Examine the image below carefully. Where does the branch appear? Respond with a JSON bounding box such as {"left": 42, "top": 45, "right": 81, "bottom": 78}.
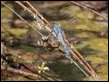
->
{"left": 1, "top": 65, "right": 41, "bottom": 79}
{"left": 70, "top": 1, "right": 108, "bottom": 21}
{"left": 24, "top": 1, "right": 51, "bottom": 26}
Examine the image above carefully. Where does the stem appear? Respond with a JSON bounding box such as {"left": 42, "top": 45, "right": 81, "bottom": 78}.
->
{"left": 1, "top": 2, "right": 44, "bottom": 37}
{"left": 70, "top": 1, "right": 108, "bottom": 21}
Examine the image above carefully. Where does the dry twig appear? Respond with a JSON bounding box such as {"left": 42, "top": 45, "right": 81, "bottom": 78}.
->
{"left": 70, "top": 1, "right": 108, "bottom": 21}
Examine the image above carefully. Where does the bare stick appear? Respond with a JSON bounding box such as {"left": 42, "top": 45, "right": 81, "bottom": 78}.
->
{"left": 70, "top": 45, "right": 99, "bottom": 81}
{"left": 15, "top": 1, "right": 52, "bottom": 32}
{"left": 1, "top": 65, "right": 40, "bottom": 79}
{"left": 70, "top": 1, "right": 108, "bottom": 21}
{"left": 64, "top": 33, "right": 99, "bottom": 80}
{"left": 1, "top": 2, "right": 44, "bottom": 37}
{"left": 24, "top": 1, "right": 51, "bottom": 26}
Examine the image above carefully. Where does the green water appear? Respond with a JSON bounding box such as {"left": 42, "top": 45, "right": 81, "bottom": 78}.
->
{"left": 1, "top": 2, "right": 108, "bottom": 81}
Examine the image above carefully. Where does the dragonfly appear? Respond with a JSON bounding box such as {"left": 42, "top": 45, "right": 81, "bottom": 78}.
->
{"left": 52, "top": 23, "right": 71, "bottom": 58}
{"left": 51, "top": 23, "right": 95, "bottom": 80}
{"left": 2, "top": 1, "right": 99, "bottom": 81}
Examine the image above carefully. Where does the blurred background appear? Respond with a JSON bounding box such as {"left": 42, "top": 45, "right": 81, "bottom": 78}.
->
{"left": 1, "top": 1, "right": 108, "bottom": 81}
